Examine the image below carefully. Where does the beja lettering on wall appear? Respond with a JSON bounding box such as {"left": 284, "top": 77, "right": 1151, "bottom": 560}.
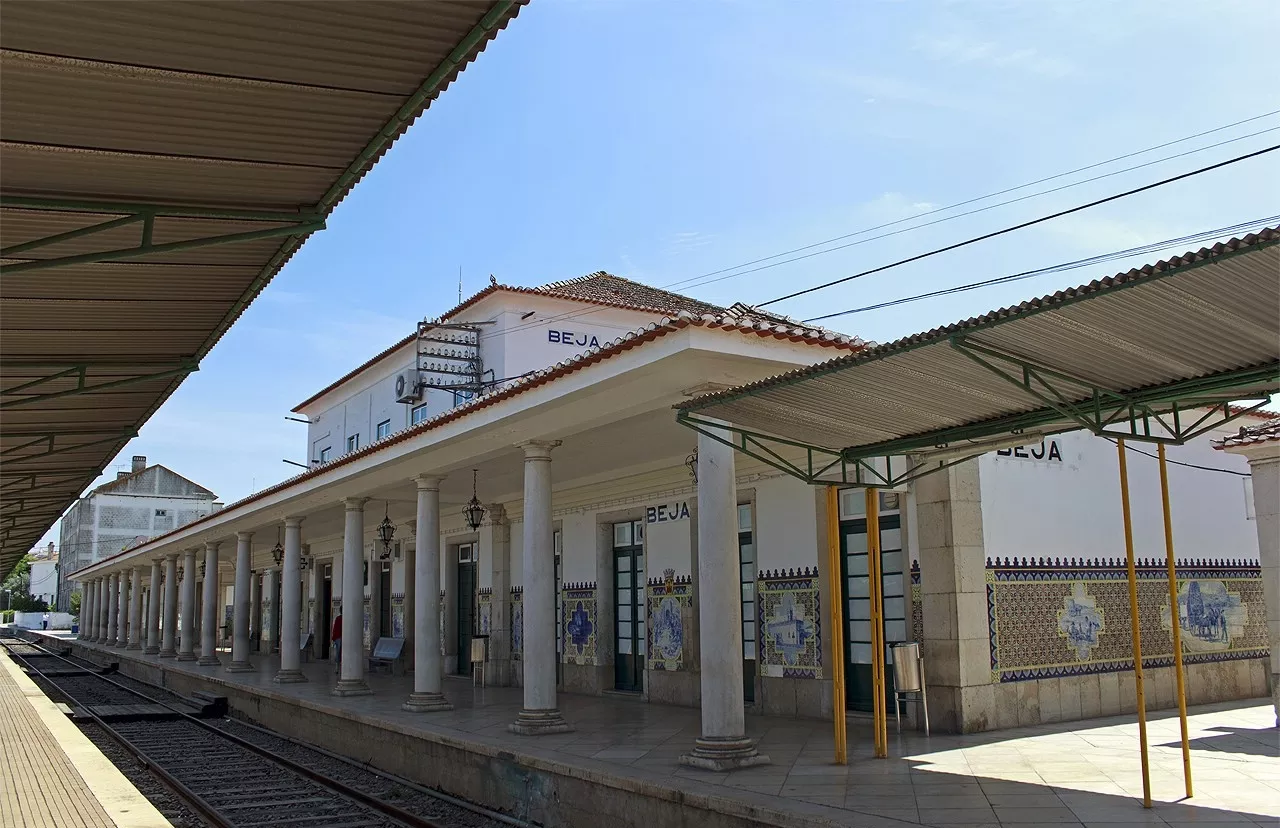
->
{"left": 996, "top": 438, "right": 1063, "bottom": 462}
{"left": 548, "top": 330, "right": 602, "bottom": 348}
{"left": 646, "top": 501, "right": 690, "bottom": 524}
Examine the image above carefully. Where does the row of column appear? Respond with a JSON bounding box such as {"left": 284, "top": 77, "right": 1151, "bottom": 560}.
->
{"left": 73, "top": 433, "right": 760, "bottom": 766}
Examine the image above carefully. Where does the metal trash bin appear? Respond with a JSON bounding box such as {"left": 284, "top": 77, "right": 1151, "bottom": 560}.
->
{"left": 891, "top": 642, "right": 929, "bottom": 734}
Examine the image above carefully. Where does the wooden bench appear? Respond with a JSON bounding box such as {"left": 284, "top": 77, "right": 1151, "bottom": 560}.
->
{"left": 367, "top": 637, "right": 405, "bottom": 675}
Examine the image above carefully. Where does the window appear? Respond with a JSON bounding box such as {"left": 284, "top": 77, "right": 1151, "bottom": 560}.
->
{"left": 319, "top": 446, "right": 332, "bottom": 463}
{"left": 458, "top": 543, "right": 475, "bottom": 563}
{"left": 453, "top": 389, "right": 476, "bottom": 407}
{"left": 411, "top": 403, "right": 429, "bottom": 425}
{"left": 154, "top": 509, "right": 167, "bottom": 518}
{"left": 346, "top": 434, "right": 359, "bottom": 453}
{"left": 376, "top": 419, "right": 391, "bottom": 440}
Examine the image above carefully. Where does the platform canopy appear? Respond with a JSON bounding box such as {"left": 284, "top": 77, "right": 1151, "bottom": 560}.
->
{"left": 676, "top": 228, "right": 1280, "bottom": 488}
{"left": 0, "top": 0, "right": 525, "bottom": 577}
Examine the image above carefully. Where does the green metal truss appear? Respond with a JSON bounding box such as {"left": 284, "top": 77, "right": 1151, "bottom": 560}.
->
{"left": 0, "top": 196, "right": 325, "bottom": 275}
{"left": 1, "top": 429, "right": 138, "bottom": 465}
{"left": 0, "top": 362, "right": 198, "bottom": 409}
{"left": 676, "top": 356, "right": 1278, "bottom": 489}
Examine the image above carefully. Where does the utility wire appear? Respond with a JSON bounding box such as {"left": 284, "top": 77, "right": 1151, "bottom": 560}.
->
{"left": 758, "top": 143, "right": 1280, "bottom": 308}
{"left": 1105, "top": 437, "right": 1252, "bottom": 477}
{"left": 803, "top": 215, "right": 1280, "bottom": 323}
{"left": 473, "top": 121, "right": 1280, "bottom": 343}
{"left": 661, "top": 109, "right": 1280, "bottom": 290}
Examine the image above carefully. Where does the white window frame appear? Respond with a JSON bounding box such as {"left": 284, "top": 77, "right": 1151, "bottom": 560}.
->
{"left": 346, "top": 433, "right": 359, "bottom": 453}
{"left": 376, "top": 419, "right": 391, "bottom": 440}
{"left": 319, "top": 446, "right": 332, "bottom": 463}
{"left": 411, "top": 403, "right": 429, "bottom": 425}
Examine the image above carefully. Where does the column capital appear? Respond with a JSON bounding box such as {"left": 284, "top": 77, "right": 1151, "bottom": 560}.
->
{"left": 165, "top": 552, "right": 179, "bottom": 561}
{"left": 284, "top": 516, "right": 305, "bottom": 528}
{"left": 414, "top": 474, "right": 444, "bottom": 491}
{"left": 485, "top": 503, "right": 509, "bottom": 526}
{"left": 517, "top": 439, "right": 562, "bottom": 460}
{"left": 343, "top": 496, "right": 369, "bottom": 511}
{"left": 236, "top": 530, "right": 254, "bottom": 542}
{"left": 204, "top": 540, "right": 221, "bottom": 552}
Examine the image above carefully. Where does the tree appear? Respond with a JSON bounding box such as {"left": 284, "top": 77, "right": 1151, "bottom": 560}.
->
{"left": 69, "top": 589, "right": 82, "bottom": 617}
{"left": 1, "top": 555, "right": 48, "bottom": 612}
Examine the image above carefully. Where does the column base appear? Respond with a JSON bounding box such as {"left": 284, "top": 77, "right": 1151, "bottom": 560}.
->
{"left": 196, "top": 655, "right": 222, "bottom": 666}
{"left": 144, "top": 646, "right": 160, "bottom": 655}
{"left": 226, "top": 660, "right": 256, "bottom": 673}
{"left": 126, "top": 643, "right": 142, "bottom": 650}
{"left": 331, "top": 678, "right": 372, "bottom": 697}
{"left": 508, "top": 708, "right": 574, "bottom": 735}
{"left": 273, "top": 669, "right": 308, "bottom": 684}
{"left": 176, "top": 652, "right": 197, "bottom": 662}
{"left": 158, "top": 649, "right": 176, "bottom": 659}
{"left": 402, "top": 692, "right": 453, "bottom": 712}
{"left": 679, "top": 737, "right": 769, "bottom": 771}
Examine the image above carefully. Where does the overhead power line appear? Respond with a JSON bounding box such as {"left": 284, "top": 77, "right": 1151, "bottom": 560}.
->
{"left": 757, "top": 143, "right": 1280, "bottom": 308}
{"left": 803, "top": 216, "right": 1280, "bottom": 323}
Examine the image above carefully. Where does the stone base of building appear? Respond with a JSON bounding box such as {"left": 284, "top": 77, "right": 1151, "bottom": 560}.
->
{"left": 226, "top": 661, "right": 255, "bottom": 673}
{"left": 679, "top": 736, "right": 769, "bottom": 771}
{"left": 331, "top": 679, "right": 372, "bottom": 697}
{"left": 196, "top": 655, "right": 222, "bottom": 666}
{"left": 402, "top": 692, "right": 453, "bottom": 712}
{"left": 144, "top": 646, "right": 160, "bottom": 655}
{"left": 175, "top": 652, "right": 197, "bottom": 662}
{"left": 272, "top": 669, "right": 308, "bottom": 684}
{"left": 158, "top": 649, "right": 176, "bottom": 659}
{"left": 508, "top": 708, "right": 574, "bottom": 735}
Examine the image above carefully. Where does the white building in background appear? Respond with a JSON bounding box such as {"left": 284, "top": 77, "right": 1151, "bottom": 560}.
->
{"left": 72, "top": 272, "right": 1268, "bottom": 739}
{"left": 29, "top": 542, "right": 58, "bottom": 608}
{"left": 56, "top": 457, "right": 219, "bottom": 610}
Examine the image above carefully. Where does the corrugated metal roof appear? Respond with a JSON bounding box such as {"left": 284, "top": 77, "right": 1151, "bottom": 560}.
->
{"left": 0, "top": 0, "right": 526, "bottom": 577}
{"left": 679, "top": 228, "right": 1280, "bottom": 459}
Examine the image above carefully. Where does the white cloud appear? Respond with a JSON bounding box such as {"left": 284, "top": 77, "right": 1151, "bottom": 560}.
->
{"left": 857, "top": 192, "right": 940, "bottom": 224}
{"left": 913, "top": 32, "right": 1075, "bottom": 79}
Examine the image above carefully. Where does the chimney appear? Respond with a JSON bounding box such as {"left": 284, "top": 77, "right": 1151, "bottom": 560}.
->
{"left": 211, "top": 502, "right": 225, "bottom": 513}
{"left": 117, "top": 471, "right": 129, "bottom": 480}
{"left": 131, "top": 455, "right": 147, "bottom": 474}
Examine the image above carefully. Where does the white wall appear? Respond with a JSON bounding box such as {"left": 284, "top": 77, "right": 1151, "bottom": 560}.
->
{"left": 29, "top": 561, "right": 58, "bottom": 607}
{"left": 13, "top": 611, "right": 74, "bottom": 630}
{"left": 754, "top": 476, "right": 821, "bottom": 571}
{"left": 979, "top": 428, "right": 1258, "bottom": 564}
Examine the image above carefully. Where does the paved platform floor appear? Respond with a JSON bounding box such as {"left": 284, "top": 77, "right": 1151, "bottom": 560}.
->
{"left": 0, "top": 647, "right": 170, "bottom": 828}
{"left": 51, "top": 635, "right": 1280, "bottom": 828}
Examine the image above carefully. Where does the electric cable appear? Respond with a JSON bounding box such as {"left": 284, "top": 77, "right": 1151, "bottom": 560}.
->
{"left": 758, "top": 143, "right": 1279, "bottom": 308}
{"left": 1104, "top": 436, "right": 1253, "bottom": 477}
{"left": 803, "top": 215, "right": 1280, "bottom": 323}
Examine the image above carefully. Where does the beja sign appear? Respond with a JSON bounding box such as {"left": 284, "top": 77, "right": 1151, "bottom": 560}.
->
{"left": 548, "top": 330, "right": 603, "bottom": 348}
{"left": 646, "top": 501, "right": 690, "bottom": 524}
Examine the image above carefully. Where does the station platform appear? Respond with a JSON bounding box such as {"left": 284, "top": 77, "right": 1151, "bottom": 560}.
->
{"left": 32, "top": 632, "right": 1279, "bottom": 828}
{"left": 0, "top": 646, "right": 170, "bottom": 828}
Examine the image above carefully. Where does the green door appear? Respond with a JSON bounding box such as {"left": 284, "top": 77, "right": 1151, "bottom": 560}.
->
{"left": 840, "top": 493, "right": 906, "bottom": 712}
{"left": 738, "top": 504, "right": 756, "bottom": 703}
{"left": 613, "top": 520, "right": 645, "bottom": 692}
{"left": 456, "top": 543, "right": 477, "bottom": 676}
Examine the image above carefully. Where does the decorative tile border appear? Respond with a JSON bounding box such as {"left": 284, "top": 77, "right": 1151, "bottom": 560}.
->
{"left": 647, "top": 569, "right": 692, "bottom": 672}
{"left": 478, "top": 587, "right": 492, "bottom": 636}
{"left": 758, "top": 568, "right": 822, "bottom": 679}
{"left": 391, "top": 594, "right": 405, "bottom": 639}
{"left": 511, "top": 586, "right": 524, "bottom": 660}
{"left": 987, "top": 556, "right": 1266, "bottom": 682}
{"left": 562, "top": 581, "right": 597, "bottom": 666}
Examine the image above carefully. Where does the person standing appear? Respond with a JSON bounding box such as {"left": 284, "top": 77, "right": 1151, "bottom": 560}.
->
{"left": 331, "top": 612, "right": 342, "bottom": 673}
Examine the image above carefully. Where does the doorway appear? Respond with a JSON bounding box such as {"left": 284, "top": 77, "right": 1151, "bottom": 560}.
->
{"left": 455, "top": 543, "right": 477, "bottom": 676}
{"left": 738, "top": 504, "right": 757, "bottom": 703}
{"left": 613, "top": 520, "right": 645, "bottom": 692}
{"left": 378, "top": 563, "right": 391, "bottom": 640}
{"left": 839, "top": 490, "right": 906, "bottom": 712}
{"left": 320, "top": 566, "right": 333, "bottom": 659}
{"left": 554, "top": 530, "right": 563, "bottom": 684}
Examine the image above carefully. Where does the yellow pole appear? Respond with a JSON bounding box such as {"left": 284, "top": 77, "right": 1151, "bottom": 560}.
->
{"left": 1158, "top": 443, "right": 1193, "bottom": 798}
{"left": 826, "top": 486, "right": 847, "bottom": 765}
{"left": 1118, "top": 438, "right": 1153, "bottom": 808}
{"left": 866, "top": 487, "right": 888, "bottom": 758}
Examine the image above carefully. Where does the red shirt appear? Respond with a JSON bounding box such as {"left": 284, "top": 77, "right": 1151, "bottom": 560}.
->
{"left": 331, "top": 615, "right": 342, "bottom": 642}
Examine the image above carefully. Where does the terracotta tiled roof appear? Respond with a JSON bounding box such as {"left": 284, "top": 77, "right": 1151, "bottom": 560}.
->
{"left": 295, "top": 272, "right": 727, "bottom": 412}
{"left": 84, "top": 313, "right": 863, "bottom": 573}
{"left": 1214, "top": 418, "right": 1280, "bottom": 450}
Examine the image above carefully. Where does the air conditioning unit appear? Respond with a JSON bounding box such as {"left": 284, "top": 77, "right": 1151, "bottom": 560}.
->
{"left": 394, "top": 370, "right": 422, "bottom": 403}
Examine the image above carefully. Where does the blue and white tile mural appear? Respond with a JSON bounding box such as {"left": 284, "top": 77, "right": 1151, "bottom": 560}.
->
{"left": 511, "top": 587, "right": 524, "bottom": 660}
{"left": 1057, "top": 582, "right": 1104, "bottom": 660}
{"left": 758, "top": 569, "right": 822, "bottom": 679}
{"left": 1173, "top": 579, "right": 1248, "bottom": 653}
{"left": 562, "top": 583, "right": 597, "bottom": 665}
{"left": 391, "top": 594, "right": 405, "bottom": 639}
{"left": 647, "top": 572, "right": 691, "bottom": 672}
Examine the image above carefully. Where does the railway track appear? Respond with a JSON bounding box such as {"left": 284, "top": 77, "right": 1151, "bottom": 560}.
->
{"left": 1, "top": 636, "right": 514, "bottom": 828}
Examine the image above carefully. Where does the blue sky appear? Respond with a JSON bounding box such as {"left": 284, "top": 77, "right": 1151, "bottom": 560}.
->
{"left": 39, "top": 0, "right": 1280, "bottom": 548}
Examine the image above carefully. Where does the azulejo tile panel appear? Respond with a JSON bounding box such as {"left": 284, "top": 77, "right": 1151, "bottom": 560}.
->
{"left": 478, "top": 587, "right": 492, "bottom": 636}
{"left": 562, "top": 582, "right": 597, "bottom": 666}
{"left": 910, "top": 560, "right": 923, "bottom": 646}
{"left": 362, "top": 597, "right": 371, "bottom": 649}
{"left": 758, "top": 568, "right": 822, "bottom": 679}
{"left": 390, "top": 594, "right": 405, "bottom": 640}
{"left": 987, "top": 557, "right": 1266, "bottom": 682}
{"left": 510, "top": 586, "right": 524, "bottom": 660}
{"left": 647, "top": 570, "right": 692, "bottom": 672}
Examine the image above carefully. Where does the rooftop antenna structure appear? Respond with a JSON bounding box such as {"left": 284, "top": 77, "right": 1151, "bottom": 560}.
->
{"left": 458, "top": 265, "right": 462, "bottom": 304}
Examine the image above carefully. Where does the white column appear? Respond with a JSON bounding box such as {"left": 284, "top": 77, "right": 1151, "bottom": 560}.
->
{"left": 249, "top": 567, "right": 262, "bottom": 650}
{"left": 127, "top": 567, "right": 142, "bottom": 648}
{"left": 160, "top": 555, "right": 179, "bottom": 657}
{"left": 403, "top": 525, "right": 416, "bottom": 663}
{"left": 680, "top": 426, "right": 767, "bottom": 770}
{"left": 509, "top": 441, "right": 572, "bottom": 735}
{"left": 144, "top": 560, "right": 162, "bottom": 653}
{"left": 198, "top": 542, "right": 221, "bottom": 666}
{"left": 334, "top": 498, "right": 372, "bottom": 696}
{"left": 263, "top": 567, "right": 279, "bottom": 652}
{"left": 79, "top": 581, "right": 93, "bottom": 640}
{"left": 404, "top": 476, "right": 451, "bottom": 711}
{"left": 275, "top": 518, "right": 307, "bottom": 683}
{"left": 99, "top": 577, "right": 112, "bottom": 644}
{"left": 119, "top": 570, "right": 133, "bottom": 647}
{"left": 229, "top": 532, "right": 255, "bottom": 672}
{"left": 178, "top": 550, "right": 198, "bottom": 661}
{"left": 106, "top": 574, "right": 120, "bottom": 645}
